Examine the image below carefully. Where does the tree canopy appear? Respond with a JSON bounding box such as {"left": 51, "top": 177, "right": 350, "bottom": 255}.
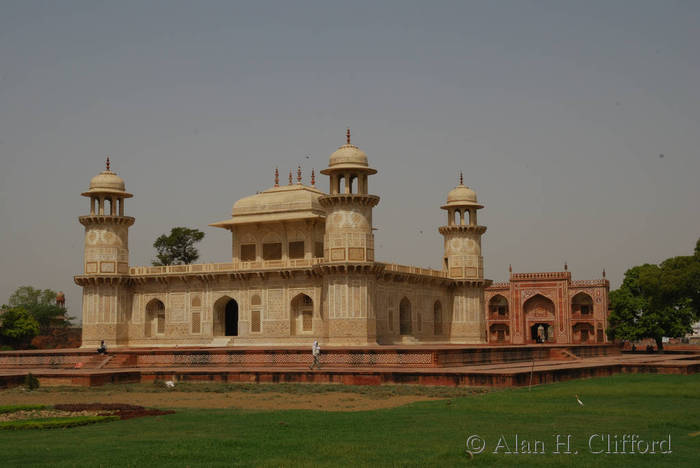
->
{"left": 0, "top": 306, "right": 40, "bottom": 348}
{"left": 153, "top": 227, "right": 205, "bottom": 266}
{"left": 5, "top": 286, "right": 71, "bottom": 333}
{"left": 608, "top": 237, "right": 700, "bottom": 350}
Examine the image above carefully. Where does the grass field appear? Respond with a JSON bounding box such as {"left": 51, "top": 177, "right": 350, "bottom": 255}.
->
{"left": 0, "top": 374, "right": 698, "bottom": 467}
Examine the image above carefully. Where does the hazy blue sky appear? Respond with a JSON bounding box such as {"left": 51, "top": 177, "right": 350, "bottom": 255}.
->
{"left": 1, "top": 1, "right": 699, "bottom": 322}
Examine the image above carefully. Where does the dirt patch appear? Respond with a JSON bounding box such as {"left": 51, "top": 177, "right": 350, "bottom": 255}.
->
{"left": 0, "top": 391, "right": 441, "bottom": 411}
{"left": 53, "top": 403, "right": 174, "bottom": 420}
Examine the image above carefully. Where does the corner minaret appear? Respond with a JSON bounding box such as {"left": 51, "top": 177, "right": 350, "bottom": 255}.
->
{"left": 439, "top": 173, "right": 489, "bottom": 343}
{"left": 318, "top": 130, "right": 380, "bottom": 345}
{"left": 76, "top": 157, "right": 134, "bottom": 348}
{"left": 439, "top": 172, "right": 486, "bottom": 279}
{"left": 79, "top": 157, "right": 134, "bottom": 275}
{"left": 319, "top": 129, "right": 380, "bottom": 263}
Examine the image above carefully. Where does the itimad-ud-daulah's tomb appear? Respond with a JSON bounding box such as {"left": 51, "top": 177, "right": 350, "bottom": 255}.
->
{"left": 74, "top": 130, "right": 610, "bottom": 350}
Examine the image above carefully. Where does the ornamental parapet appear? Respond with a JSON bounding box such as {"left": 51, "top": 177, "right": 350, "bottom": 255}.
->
{"left": 511, "top": 271, "right": 571, "bottom": 281}
{"left": 570, "top": 279, "right": 609, "bottom": 287}
{"left": 487, "top": 282, "right": 510, "bottom": 289}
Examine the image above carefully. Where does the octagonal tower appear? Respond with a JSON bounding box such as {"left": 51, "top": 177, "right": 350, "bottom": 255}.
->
{"left": 76, "top": 157, "right": 134, "bottom": 348}
{"left": 318, "top": 130, "right": 380, "bottom": 345}
{"left": 439, "top": 173, "right": 489, "bottom": 343}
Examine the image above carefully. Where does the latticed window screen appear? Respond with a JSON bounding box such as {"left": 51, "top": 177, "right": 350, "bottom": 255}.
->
{"left": 240, "top": 244, "right": 256, "bottom": 261}
{"left": 191, "top": 312, "right": 201, "bottom": 334}
{"left": 302, "top": 311, "right": 313, "bottom": 331}
{"left": 288, "top": 241, "right": 304, "bottom": 259}
{"left": 262, "top": 243, "right": 282, "bottom": 260}
{"left": 157, "top": 314, "right": 165, "bottom": 334}
{"left": 251, "top": 310, "right": 261, "bottom": 332}
{"left": 314, "top": 242, "right": 324, "bottom": 258}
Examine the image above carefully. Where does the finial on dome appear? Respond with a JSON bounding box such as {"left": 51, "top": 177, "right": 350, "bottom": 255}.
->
{"left": 459, "top": 171, "right": 463, "bottom": 185}
{"left": 346, "top": 128, "right": 351, "bottom": 145}
{"left": 297, "top": 165, "right": 302, "bottom": 184}
{"left": 288, "top": 170, "right": 293, "bottom": 185}
{"left": 509, "top": 264, "right": 512, "bottom": 273}
{"left": 274, "top": 167, "right": 279, "bottom": 187}
{"left": 602, "top": 268, "right": 606, "bottom": 278}
{"left": 564, "top": 261, "right": 568, "bottom": 271}
{"left": 106, "top": 156, "right": 111, "bottom": 171}
{"left": 311, "top": 169, "right": 316, "bottom": 186}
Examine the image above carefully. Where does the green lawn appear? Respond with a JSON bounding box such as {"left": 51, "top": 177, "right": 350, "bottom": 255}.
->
{"left": 0, "top": 374, "right": 698, "bottom": 467}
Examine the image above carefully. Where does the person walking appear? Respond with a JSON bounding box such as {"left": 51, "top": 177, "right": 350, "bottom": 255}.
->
{"left": 310, "top": 340, "right": 321, "bottom": 370}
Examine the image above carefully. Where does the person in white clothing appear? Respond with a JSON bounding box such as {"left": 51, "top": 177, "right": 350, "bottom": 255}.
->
{"left": 310, "top": 340, "right": 321, "bottom": 370}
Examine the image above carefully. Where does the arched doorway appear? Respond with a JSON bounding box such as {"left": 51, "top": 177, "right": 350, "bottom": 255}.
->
{"left": 225, "top": 300, "right": 238, "bottom": 336}
{"left": 144, "top": 299, "right": 165, "bottom": 338}
{"left": 213, "top": 296, "right": 238, "bottom": 337}
{"left": 529, "top": 323, "right": 553, "bottom": 343}
{"left": 399, "top": 297, "right": 412, "bottom": 335}
{"left": 523, "top": 294, "right": 555, "bottom": 343}
{"left": 290, "top": 293, "right": 314, "bottom": 335}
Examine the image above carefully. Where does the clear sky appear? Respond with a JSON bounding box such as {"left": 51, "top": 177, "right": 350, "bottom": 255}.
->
{"left": 1, "top": 1, "right": 699, "bottom": 322}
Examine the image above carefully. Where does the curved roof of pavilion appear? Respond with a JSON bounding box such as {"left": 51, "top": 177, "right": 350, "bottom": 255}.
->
{"left": 210, "top": 183, "right": 327, "bottom": 228}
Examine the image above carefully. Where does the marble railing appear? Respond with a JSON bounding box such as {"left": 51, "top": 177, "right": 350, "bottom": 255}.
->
{"left": 128, "top": 259, "right": 449, "bottom": 278}
{"left": 129, "top": 258, "right": 324, "bottom": 276}
{"left": 377, "top": 262, "right": 447, "bottom": 278}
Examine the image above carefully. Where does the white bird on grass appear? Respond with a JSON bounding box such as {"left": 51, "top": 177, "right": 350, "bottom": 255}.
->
{"left": 165, "top": 380, "right": 176, "bottom": 388}
{"left": 575, "top": 394, "right": 584, "bottom": 406}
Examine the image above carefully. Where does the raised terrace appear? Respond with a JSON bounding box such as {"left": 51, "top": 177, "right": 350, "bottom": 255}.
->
{"left": 1, "top": 344, "right": 698, "bottom": 388}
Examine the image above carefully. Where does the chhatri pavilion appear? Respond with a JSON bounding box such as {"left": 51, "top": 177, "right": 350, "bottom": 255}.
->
{"left": 75, "top": 131, "right": 609, "bottom": 348}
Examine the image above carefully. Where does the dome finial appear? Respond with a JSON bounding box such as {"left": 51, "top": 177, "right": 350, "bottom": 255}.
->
{"left": 509, "top": 264, "right": 512, "bottom": 273}
{"left": 311, "top": 169, "right": 316, "bottom": 186}
{"left": 459, "top": 171, "right": 463, "bottom": 185}
{"left": 274, "top": 167, "right": 279, "bottom": 187}
{"left": 106, "top": 156, "right": 111, "bottom": 171}
{"left": 297, "top": 165, "right": 302, "bottom": 184}
{"left": 564, "top": 261, "right": 568, "bottom": 271}
{"left": 288, "top": 170, "right": 293, "bottom": 185}
{"left": 602, "top": 268, "right": 606, "bottom": 278}
{"left": 346, "top": 128, "right": 351, "bottom": 145}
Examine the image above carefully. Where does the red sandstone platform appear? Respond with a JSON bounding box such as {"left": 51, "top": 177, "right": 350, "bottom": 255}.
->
{"left": 0, "top": 344, "right": 697, "bottom": 388}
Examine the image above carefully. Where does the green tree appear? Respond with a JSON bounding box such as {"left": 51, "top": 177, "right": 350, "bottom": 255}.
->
{"left": 0, "top": 306, "right": 40, "bottom": 348}
{"left": 6, "top": 286, "right": 71, "bottom": 333}
{"left": 608, "top": 238, "right": 700, "bottom": 350}
{"left": 153, "top": 227, "right": 205, "bottom": 266}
